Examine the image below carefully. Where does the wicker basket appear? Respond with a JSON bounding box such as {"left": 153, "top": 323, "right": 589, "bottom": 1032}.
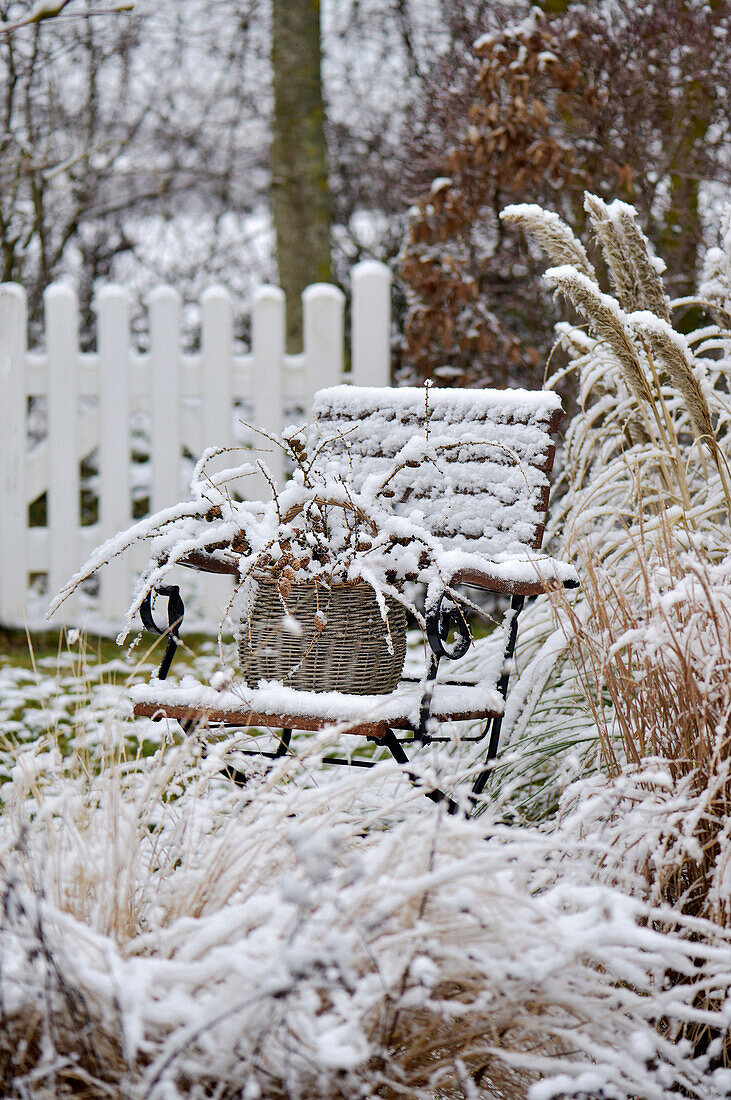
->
{"left": 238, "top": 579, "right": 406, "bottom": 694}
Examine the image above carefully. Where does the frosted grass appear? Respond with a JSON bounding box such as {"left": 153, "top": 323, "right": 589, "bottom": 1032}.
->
{"left": 3, "top": 734, "right": 731, "bottom": 1098}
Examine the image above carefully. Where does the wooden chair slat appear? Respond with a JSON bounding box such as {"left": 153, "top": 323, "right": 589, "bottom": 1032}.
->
{"left": 132, "top": 696, "right": 500, "bottom": 736}
{"left": 313, "top": 422, "right": 557, "bottom": 465}
{"left": 133, "top": 702, "right": 391, "bottom": 738}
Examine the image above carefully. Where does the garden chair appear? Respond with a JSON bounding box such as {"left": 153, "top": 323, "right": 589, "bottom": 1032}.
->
{"left": 131, "top": 385, "right": 578, "bottom": 811}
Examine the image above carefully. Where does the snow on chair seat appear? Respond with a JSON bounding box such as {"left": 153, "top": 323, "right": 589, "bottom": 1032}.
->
{"left": 131, "top": 676, "right": 505, "bottom": 740}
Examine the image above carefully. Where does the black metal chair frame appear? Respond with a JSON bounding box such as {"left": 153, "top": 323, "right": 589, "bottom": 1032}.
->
{"left": 140, "top": 583, "right": 526, "bottom": 815}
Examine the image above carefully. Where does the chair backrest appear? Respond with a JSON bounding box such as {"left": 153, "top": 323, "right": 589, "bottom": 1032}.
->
{"left": 309, "top": 385, "right": 562, "bottom": 558}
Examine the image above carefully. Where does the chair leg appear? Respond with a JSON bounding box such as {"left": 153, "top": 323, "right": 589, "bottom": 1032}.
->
{"left": 201, "top": 728, "right": 293, "bottom": 787}
{"left": 470, "top": 595, "right": 525, "bottom": 803}
{"left": 382, "top": 730, "right": 461, "bottom": 815}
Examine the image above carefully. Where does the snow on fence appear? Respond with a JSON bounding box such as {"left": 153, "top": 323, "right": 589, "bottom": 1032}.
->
{"left": 0, "top": 261, "right": 393, "bottom": 634}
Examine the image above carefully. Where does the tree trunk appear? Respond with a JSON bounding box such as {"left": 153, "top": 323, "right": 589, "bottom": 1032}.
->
{"left": 657, "top": 77, "right": 710, "bottom": 304}
{"left": 271, "top": 0, "right": 332, "bottom": 352}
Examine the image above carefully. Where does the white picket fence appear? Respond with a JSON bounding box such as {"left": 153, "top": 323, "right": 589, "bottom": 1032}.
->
{"left": 0, "top": 260, "right": 393, "bottom": 634}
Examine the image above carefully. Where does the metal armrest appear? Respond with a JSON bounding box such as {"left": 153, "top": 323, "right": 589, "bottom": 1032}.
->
{"left": 140, "top": 585, "right": 185, "bottom": 681}
{"left": 418, "top": 590, "right": 472, "bottom": 741}
{"left": 416, "top": 554, "right": 578, "bottom": 745}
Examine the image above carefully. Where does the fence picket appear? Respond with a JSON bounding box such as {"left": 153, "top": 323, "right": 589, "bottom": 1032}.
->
{"left": 0, "top": 285, "right": 28, "bottom": 627}
{"left": 98, "top": 286, "right": 131, "bottom": 624}
{"left": 201, "top": 286, "right": 234, "bottom": 458}
{"left": 303, "top": 284, "right": 345, "bottom": 415}
{"left": 0, "top": 263, "right": 392, "bottom": 633}
{"left": 150, "top": 287, "right": 182, "bottom": 513}
{"left": 251, "top": 286, "right": 286, "bottom": 489}
{"left": 45, "top": 285, "right": 80, "bottom": 622}
{"left": 352, "top": 261, "right": 392, "bottom": 388}
{"left": 200, "top": 286, "right": 235, "bottom": 623}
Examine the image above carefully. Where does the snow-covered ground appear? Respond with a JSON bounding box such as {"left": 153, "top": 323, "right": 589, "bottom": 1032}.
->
{"left": 1, "top": 616, "right": 730, "bottom": 1099}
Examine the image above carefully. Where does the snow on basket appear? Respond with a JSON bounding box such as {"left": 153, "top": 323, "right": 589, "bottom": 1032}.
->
{"left": 238, "top": 579, "right": 406, "bottom": 694}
